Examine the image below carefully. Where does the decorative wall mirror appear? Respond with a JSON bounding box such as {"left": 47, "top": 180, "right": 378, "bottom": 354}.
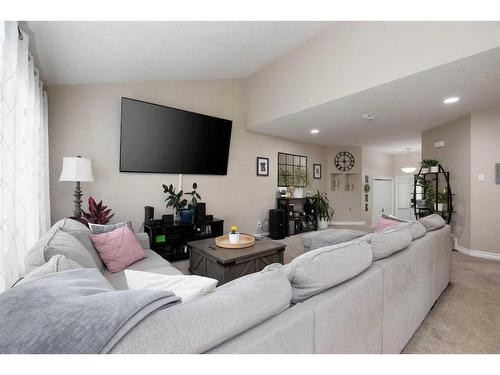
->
{"left": 277, "top": 152, "right": 308, "bottom": 187}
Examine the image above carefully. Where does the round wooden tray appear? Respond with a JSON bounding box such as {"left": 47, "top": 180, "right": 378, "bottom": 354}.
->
{"left": 215, "top": 234, "right": 255, "bottom": 249}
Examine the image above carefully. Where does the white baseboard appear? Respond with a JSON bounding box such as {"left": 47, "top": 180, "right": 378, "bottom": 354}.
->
{"left": 453, "top": 237, "right": 500, "bottom": 261}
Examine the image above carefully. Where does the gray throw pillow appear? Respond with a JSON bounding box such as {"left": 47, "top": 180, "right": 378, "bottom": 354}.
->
{"left": 399, "top": 221, "right": 426, "bottom": 240}
{"left": 418, "top": 214, "right": 446, "bottom": 232}
{"left": 302, "top": 229, "right": 368, "bottom": 252}
{"left": 89, "top": 221, "right": 133, "bottom": 234}
{"left": 59, "top": 227, "right": 105, "bottom": 271}
{"left": 25, "top": 229, "right": 99, "bottom": 273}
{"left": 18, "top": 255, "right": 82, "bottom": 286}
{"left": 369, "top": 228, "right": 412, "bottom": 261}
{"left": 284, "top": 239, "right": 373, "bottom": 303}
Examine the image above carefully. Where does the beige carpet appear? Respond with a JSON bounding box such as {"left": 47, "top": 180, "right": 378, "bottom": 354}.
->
{"left": 172, "top": 234, "right": 500, "bottom": 353}
{"left": 403, "top": 252, "right": 500, "bottom": 353}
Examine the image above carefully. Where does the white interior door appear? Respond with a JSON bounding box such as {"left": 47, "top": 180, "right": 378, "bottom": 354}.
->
{"left": 372, "top": 178, "right": 394, "bottom": 224}
{"left": 395, "top": 176, "right": 413, "bottom": 221}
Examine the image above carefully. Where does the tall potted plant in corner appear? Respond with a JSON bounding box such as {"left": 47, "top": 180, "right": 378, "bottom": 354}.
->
{"left": 313, "top": 190, "right": 334, "bottom": 230}
{"left": 163, "top": 183, "right": 201, "bottom": 223}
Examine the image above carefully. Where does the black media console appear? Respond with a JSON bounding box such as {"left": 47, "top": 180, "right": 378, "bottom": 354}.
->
{"left": 144, "top": 219, "right": 224, "bottom": 262}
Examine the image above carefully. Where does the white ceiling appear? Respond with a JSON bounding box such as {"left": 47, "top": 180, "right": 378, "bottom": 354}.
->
{"left": 248, "top": 47, "right": 500, "bottom": 153}
{"left": 24, "top": 21, "right": 331, "bottom": 85}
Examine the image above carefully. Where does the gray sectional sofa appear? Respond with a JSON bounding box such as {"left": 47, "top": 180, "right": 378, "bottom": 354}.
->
{"left": 17, "top": 215, "right": 452, "bottom": 354}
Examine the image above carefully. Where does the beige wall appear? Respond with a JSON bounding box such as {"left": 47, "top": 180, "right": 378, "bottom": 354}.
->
{"left": 324, "top": 146, "right": 416, "bottom": 225}
{"left": 470, "top": 107, "right": 500, "bottom": 253}
{"left": 362, "top": 148, "right": 395, "bottom": 225}
{"left": 326, "top": 145, "right": 362, "bottom": 222}
{"left": 422, "top": 116, "right": 471, "bottom": 248}
{"left": 47, "top": 79, "right": 327, "bottom": 234}
{"left": 245, "top": 22, "right": 500, "bottom": 129}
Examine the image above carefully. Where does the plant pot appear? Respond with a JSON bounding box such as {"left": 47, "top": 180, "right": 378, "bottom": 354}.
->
{"left": 229, "top": 232, "right": 240, "bottom": 244}
{"left": 179, "top": 209, "right": 193, "bottom": 223}
{"left": 421, "top": 167, "right": 429, "bottom": 174}
{"left": 293, "top": 188, "right": 304, "bottom": 198}
{"left": 436, "top": 203, "right": 444, "bottom": 212}
{"left": 430, "top": 166, "right": 439, "bottom": 173}
{"left": 318, "top": 218, "right": 329, "bottom": 230}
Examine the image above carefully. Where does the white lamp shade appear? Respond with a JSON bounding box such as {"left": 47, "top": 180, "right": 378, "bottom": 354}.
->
{"left": 401, "top": 167, "right": 417, "bottom": 174}
{"left": 59, "top": 157, "right": 95, "bottom": 182}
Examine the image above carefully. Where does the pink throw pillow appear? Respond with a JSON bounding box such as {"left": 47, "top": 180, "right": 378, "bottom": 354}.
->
{"left": 374, "top": 217, "right": 400, "bottom": 233}
{"left": 90, "top": 226, "right": 145, "bottom": 273}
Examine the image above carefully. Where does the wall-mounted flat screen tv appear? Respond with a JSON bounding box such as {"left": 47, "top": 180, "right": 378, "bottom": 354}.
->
{"left": 120, "top": 97, "right": 232, "bottom": 175}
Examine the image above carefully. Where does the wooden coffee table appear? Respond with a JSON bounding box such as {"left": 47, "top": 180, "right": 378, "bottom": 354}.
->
{"left": 187, "top": 238, "right": 285, "bottom": 285}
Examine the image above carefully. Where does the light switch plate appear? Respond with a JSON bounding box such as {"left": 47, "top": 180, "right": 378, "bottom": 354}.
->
{"left": 478, "top": 174, "right": 485, "bottom": 183}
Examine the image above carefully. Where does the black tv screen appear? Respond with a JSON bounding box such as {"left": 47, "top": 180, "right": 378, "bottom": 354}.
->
{"left": 120, "top": 97, "right": 232, "bottom": 175}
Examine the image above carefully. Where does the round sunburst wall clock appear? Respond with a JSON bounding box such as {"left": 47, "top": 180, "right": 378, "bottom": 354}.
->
{"left": 334, "top": 151, "right": 355, "bottom": 172}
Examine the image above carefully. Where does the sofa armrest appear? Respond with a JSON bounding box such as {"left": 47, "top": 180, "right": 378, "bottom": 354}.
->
{"left": 135, "top": 232, "right": 150, "bottom": 250}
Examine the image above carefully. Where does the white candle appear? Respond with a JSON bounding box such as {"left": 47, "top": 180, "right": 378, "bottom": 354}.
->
{"left": 178, "top": 174, "right": 183, "bottom": 191}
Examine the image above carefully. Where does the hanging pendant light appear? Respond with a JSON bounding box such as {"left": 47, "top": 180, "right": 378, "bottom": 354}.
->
{"left": 401, "top": 147, "right": 417, "bottom": 174}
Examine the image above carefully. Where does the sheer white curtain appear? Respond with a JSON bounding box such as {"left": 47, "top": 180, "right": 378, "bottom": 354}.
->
{"left": 0, "top": 21, "right": 50, "bottom": 292}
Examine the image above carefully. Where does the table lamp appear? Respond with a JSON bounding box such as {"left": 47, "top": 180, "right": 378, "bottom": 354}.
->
{"left": 59, "top": 156, "right": 95, "bottom": 218}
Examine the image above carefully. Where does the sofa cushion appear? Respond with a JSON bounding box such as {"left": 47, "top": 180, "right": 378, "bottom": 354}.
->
{"left": 17, "top": 255, "right": 82, "bottom": 286}
{"left": 59, "top": 227, "right": 105, "bottom": 271}
{"left": 284, "top": 240, "right": 373, "bottom": 303}
{"left": 400, "top": 221, "right": 426, "bottom": 241}
{"left": 207, "top": 303, "right": 314, "bottom": 354}
{"left": 135, "top": 232, "right": 151, "bottom": 250}
{"left": 418, "top": 214, "right": 446, "bottom": 232}
{"left": 302, "top": 229, "right": 367, "bottom": 252}
{"left": 90, "top": 226, "right": 145, "bottom": 273}
{"left": 25, "top": 229, "right": 101, "bottom": 273}
{"left": 51, "top": 217, "right": 90, "bottom": 232}
{"left": 103, "top": 250, "right": 183, "bottom": 289}
{"left": 110, "top": 266, "right": 292, "bottom": 354}
{"left": 368, "top": 228, "right": 412, "bottom": 261}
{"left": 300, "top": 266, "right": 383, "bottom": 353}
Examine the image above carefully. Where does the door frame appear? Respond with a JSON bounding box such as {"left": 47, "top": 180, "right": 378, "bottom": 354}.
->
{"left": 394, "top": 175, "right": 414, "bottom": 221}
{"left": 372, "top": 176, "right": 395, "bottom": 224}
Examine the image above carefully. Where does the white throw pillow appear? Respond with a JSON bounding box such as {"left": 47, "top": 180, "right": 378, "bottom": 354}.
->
{"left": 123, "top": 270, "right": 218, "bottom": 303}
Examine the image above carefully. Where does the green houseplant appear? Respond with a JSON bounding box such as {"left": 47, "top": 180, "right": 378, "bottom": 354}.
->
{"left": 163, "top": 182, "right": 201, "bottom": 223}
{"left": 292, "top": 167, "right": 311, "bottom": 198}
{"left": 313, "top": 190, "right": 334, "bottom": 230}
{"left": 436, "top": 191, "right": 447, "bottom": 212}
{"left": 420, "top": 159, "right": 439, "bottom": 173}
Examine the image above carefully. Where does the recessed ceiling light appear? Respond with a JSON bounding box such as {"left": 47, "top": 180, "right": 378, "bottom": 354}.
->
{"left": 443, "top": 97, "right": 460, "bottom": 104}
{"left": 310, "top": 129, "right": 319, "bottom": 134}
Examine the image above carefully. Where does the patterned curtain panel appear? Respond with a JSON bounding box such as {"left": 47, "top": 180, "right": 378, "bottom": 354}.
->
{"left": 0, "top": 21, "right": 50, "bottom": 292}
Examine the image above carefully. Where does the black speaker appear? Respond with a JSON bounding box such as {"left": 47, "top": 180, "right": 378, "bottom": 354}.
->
{"left": 194, "top": 202, "right": 206, "bottom": 223}
{"left": 269, "top": 209, "right": 286, "bottom": 240}
{"left": 144, "top": 206, "right": 154, "bottom": 225}
{"left": 162, "top": 214, "right": 174, "bottom": 225}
